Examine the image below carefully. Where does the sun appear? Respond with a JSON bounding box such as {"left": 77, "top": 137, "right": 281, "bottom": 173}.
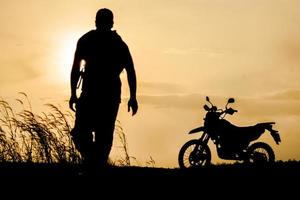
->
{"left": 57, "top": 38, "right": 76, "bottom": 83}
{"left": 53, "top": 32, "right": 82, "bottom": 84}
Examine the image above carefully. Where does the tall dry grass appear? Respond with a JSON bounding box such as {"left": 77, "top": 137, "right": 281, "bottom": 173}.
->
{"left": 0, "top": 93, "right": 143, "bottom": 166}
{"left": 0, "top": 93, "right": 80, "bottom": 163}
{"left": 111, "top": 120, "right": 155, "bottom": 167}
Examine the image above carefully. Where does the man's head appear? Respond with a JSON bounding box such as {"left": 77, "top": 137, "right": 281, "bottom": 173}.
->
{"left": 95, "top": 8, "right": 114, "bottom": 30}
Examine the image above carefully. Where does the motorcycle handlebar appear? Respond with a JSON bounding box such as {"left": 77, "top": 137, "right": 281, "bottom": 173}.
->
{"left": 224, "top": 108, "right": 238, "bottom": 115}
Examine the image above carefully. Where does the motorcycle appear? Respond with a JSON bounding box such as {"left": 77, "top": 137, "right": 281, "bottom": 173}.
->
{"left": 178, "top": 96, "right": 281, "bottom": 168}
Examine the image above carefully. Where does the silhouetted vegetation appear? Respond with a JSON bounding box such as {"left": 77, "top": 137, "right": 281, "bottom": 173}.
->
{"left": 0, "top": 93, "right": 136, "bottom": 166}
{"left": 0, "top": 93, "right": 79, "bottom": 163}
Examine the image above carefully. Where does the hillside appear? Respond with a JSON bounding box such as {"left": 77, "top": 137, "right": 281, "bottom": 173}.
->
{"left": 1, "top": 161, "right": 299, "bottom": 182}
{"left": 0, "top": 161, "right": 299, "bottom": 198}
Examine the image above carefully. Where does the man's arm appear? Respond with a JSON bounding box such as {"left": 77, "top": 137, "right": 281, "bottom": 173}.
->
{"left": 124, "top": 45, "right": 138, "bottom": 116}
{"left": 69, "top": 45, "right": 82, "bottom": 111}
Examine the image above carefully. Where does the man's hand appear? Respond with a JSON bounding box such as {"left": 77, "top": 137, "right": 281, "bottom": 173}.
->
{"left": 69, "top": 95, "right": 78, "bottom": 112}
{"left": 128, "top": 98, "right": 138, "bottom": 116}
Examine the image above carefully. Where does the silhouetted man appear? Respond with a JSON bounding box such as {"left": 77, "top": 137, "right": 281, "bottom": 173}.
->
{"left": 69, "top": 8, "right": 138, "bottom": 167}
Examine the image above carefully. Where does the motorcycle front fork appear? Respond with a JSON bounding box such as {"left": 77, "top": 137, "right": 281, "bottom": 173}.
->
{"left": 195, "top": 133, "right": 210, "bottom": 150}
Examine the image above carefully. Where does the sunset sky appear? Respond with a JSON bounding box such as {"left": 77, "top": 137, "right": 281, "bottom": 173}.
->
{"left": 1, "top": 0, "right": 300, "bottom": 167}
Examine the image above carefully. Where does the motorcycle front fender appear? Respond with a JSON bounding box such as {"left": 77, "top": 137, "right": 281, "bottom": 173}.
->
{"left": 189, "top": 126, "right": 205, "bottom": 134}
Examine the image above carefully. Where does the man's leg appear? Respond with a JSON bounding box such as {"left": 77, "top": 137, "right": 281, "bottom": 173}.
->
{"left": 94, "top": 103, "right": 119, "bottom": 166}
{"left": 71, "top": 98, "right": 94, "bottom": 164}
{"left": 71, "top": 127, "right": 93, "bottom": 163}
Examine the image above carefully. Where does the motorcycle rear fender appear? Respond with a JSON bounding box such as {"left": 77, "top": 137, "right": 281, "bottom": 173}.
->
{"left": 189, "top": 126, "right": 205, "bottom": 134}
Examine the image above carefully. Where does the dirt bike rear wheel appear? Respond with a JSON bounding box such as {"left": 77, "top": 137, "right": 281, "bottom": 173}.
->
{"left": 178, "top": 140, "right": 211, "bottom": 169}
{"left": 247, "top": 142, "right": 275, "bottom": 164}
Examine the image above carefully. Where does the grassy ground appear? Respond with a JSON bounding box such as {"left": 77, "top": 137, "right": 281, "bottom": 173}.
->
{"left": 0, "top": 161, "right": 299, "bottom": 198}
{"left": 0, "top": 160, "right": 299, "bottom": 178}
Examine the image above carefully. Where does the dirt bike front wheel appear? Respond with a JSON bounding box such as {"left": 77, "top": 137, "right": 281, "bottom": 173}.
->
{"left": 178, "top": 139, "right": 211, "bottom": 169}
{"left": 247, "top": 142, "right": 275, "bottom": 164}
